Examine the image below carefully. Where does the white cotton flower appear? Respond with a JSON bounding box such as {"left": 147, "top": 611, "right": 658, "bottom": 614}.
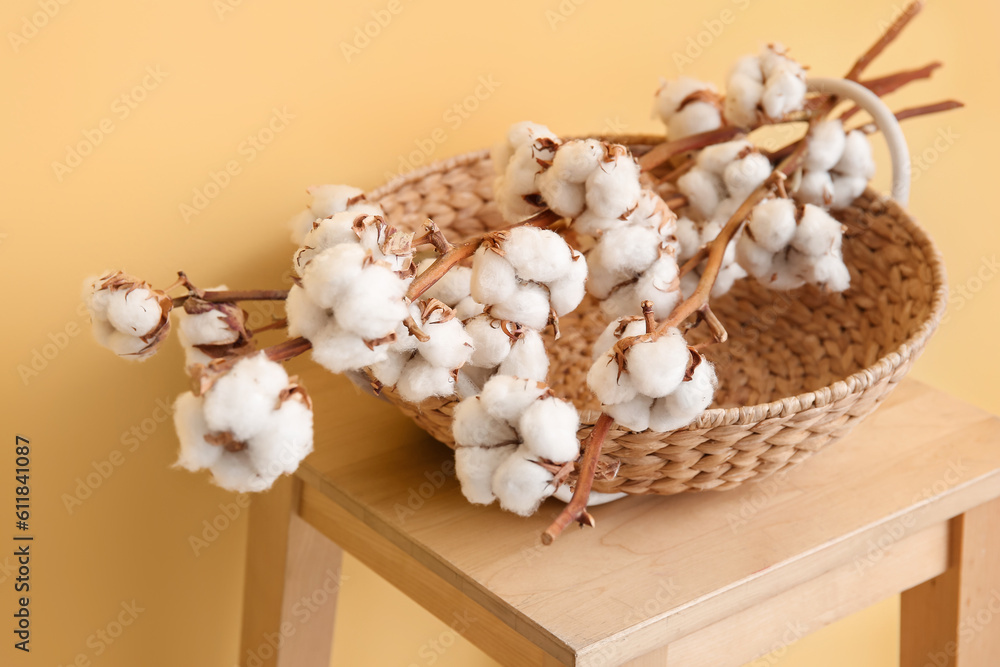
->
{"left": 590, "top": 225, "right": 662, "bottom": 290}
{"left": 587, "top": 351, "right": 637, "bottom": 405}
{"left": 804, "top": 120, "right": 847, "bottom": 173}
{"left": 333, "top": 264, "right": 410, "bottom": 341}
{"left": 735, "top": 235, "right": 774, "bottom": 278}
{"left": 552, "top": 139, "right": 604, "bottom": 182}
{"left": 207, "top": 454, "right": 276, "bottom": 493}
{"left": 417, "top": 316, "right": 473, "bottom": 370}
{"left": 626, "top": 329, "right": 689, "bottom": 398}
{"left": 492, "top": 449, "right": 555, "bottom": 517}
{"left": 835, "top": 130, "right": 876, "bottom": 179}
{"left": 537, "top": 167, "right": 586, "bottom": 218}
{"left": 284, "top": 285, "right": 328, "bottom": 340}
{"left": 548, "top": 250, "right": 588, "bottom": 316}
{"left": 480, "top": 375, "right": 547, "bottom": 423}
{"left": 453, "top": 295, "right": 485, "bottom": 321}
{"left": 759, "top": 44, "right": 806, "bottom": 120}
{"left": 307, "top": 184, "right": 365, "bottom": 219}
{"left": 370, "top": 350, "right": 412, "bottom": 386}
{"left": 792, "top": 205, "right": 842, "bottom": 256}
{"left": 490, "top": 282, "right": 551, "bottom": 330}
{"left": 795, "top": 170, "right": 834, "bottom": 207}
{"left": 724, "top": 152, "right": 772, "bottom": 201}
{"left": 724, "top": 70, "right": 764, "bottom": 127}
{"left": 295, "top": 211, "right": 361, "bottom": 274}
{"left": 172, "top": 392, "right": 223, "bottom": 472}
{"left": 455, "top": 444, "right": 517, "bottom": 505}
{"left": 696, "top": 139, "right": 754, "bottom": 176}
{"left": 203, "top": 353, "right": 290, "bottom": 442}
{"left": 830, "top": 173, "right": 868, "bottom": 209}
{"left": 247, "top": 398, "right": 314, "bottom": 478}
{"left": 455, "top": 366, "right": 492, "bottom": 400}
{"left": 175, "top": 308, "right": 240, "bottom": 347}
{"left": 678, "top": 168, "right": 724, "bottom": 220}
{"left": 495, "top": 140, "right": 556, "bottom": 223}
{"left": 519, "top": 397, "right": 580, "bottom": 463}
{"left": 310, "top": 321, "right": 389, "bottom": 373}
{"left": 648, "top": 358, "right": 717, "bottom": 432}
{"left": 591, "top": 318, "right": 646, "bottom": 362}
{"left": 502, "top": 227, "right": 573, "bottom": 284}
{"left": 452, "top": 397, "right": 517, "bottom": 448}
{"left": 466, "top": 315, "right": 513, "bottom": 368}
{"left": 602, "top": 255, "right": 682, "bottom": 320}
{"left": 669, "top": 102, "right": 723, "bottom": 140}
{"left": 805, "top": 253, "right": 851, "bottom": 292}
{"left": 585, "top": 150, "right": 642, "bottom": 220}
{"left": 105, "top": 287, "right": 163, "bottom": 338}
{"left": 675, "top": 216, "right": 702, "bottom": 261}
{"left": 470, "top": 246, "right": 518, "bottom": 306}
{"left": 300, "top": 243, "right": 367, "bottom": 309}
{"left": 491, "top": 121, "right": 557, "bottom": 173}
{"left": 572, "top": 208, "right": 621, "bottom": 237}
{"left": 497, "top": 329, "right": 549, "bottom": 382}
{"left": 396, "top": 357, "right": 456, "bottom": 402}
{"left": 747, "top": 198, "right": 797, "bottom": 253}
{"left": 606, "top": 394, "right": 654, "bottom": 432}
{"left": 654, "top": 78, "right": 722, "bottom": 139}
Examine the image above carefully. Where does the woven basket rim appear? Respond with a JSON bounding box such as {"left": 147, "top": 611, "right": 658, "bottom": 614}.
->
{"left": 366, "top": 138, "right": 949, "bottom": 431}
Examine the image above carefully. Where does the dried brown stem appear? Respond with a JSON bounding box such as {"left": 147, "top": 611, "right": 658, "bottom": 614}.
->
{"left": 263, "top": 336, "right": 312, "bottom": 363}
{"left": 641, "top": 300, "right": 656, "bottom": 334}
{"left": 845, "top": 1, "right": 924, "bottom": 81}
{"left": 413, "top": 220, "right": 454, "bottom": 254}
{"left": 249, "top": 318, "right": 289, "bottom": 336}
{"left": 700, "top": 305, "right": 728, "bottom": 343}
{"left": 639, "top": 126, "right": 744, "bottom": 172}
{"left": 542, "top": 412, "right": 614, "bottom": 545}
{"left": 172, "top": 289, "right": 290, "bottom": 307}
{"left": 889, "top": 100, "right": 964, "bottom": 123}
{"left": 841, "top": 62, "right": 943, "bottom": 121}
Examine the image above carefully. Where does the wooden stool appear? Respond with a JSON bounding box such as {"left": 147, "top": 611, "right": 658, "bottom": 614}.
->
{"left": 238, "top": 372, "right": 1000, "bottom": 666}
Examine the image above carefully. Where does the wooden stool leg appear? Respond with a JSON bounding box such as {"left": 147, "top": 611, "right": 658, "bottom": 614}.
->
{"left": 901, "top": 496, "right": 1000, "bottom": 666}
{"left": 238, "top": 477, "right": 344, "bottom": 667}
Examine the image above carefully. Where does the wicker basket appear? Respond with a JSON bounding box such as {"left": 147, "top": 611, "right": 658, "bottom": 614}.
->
{"left": 364, "top": 81, "right": 947, "bottom": 496}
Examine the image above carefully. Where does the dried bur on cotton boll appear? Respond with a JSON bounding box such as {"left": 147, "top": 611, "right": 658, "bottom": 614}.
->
{"left": 174, "top": 289, "right": 252, "bottom": 370}
{"left": 82, "top": 271, "right": 173, "bottom": 360}
{"left": 452, "top": 375, "right": 581, "bottom": 516}
{"left": 173, "top": 352, "right": 314, "bottom": 493}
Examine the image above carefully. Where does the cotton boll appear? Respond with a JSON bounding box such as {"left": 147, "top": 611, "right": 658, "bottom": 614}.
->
{"left": 370, "top": 350, "right": 412, "bottom": 386}
{"left": 417, "top": 259, "right": 471, "bottom": 307}
{"left": 502, "top": 227, "right": 573, "bottom": 284}
{"left": 805, "top": 120, "right": 847, "bottom": 173}
{"left": 668, "top": 102, "right": 722, "bottom": 140}
{"left": 470, "top": 246, "right": 518, "bottom": 306}
{"left": 209, "top": 453, "right": 276, "bottom": 493}
{"left": 606, "top": 394, "right": 654, "bottom": 432}
{"left": 835, "top": 130, "right": 876, "bottom": 179}
{"left": 711, "top": 262, "right": 747, "bottom": 298}
{"left": 724, "top": 73, "right": 764, "bottom": 127}
{"left": 289, "top": 209, "right": 318, "bottom": 246}
{"left": 333, "top": 264, "right": 409, "bottom": 340}
{"left": 465, "top": 315, "right": 512, "bottom": 368}
{"left": 793, "top": 205, "right": 843, "bottom": 256}
{"left": 497, "top": 329, "right": 548, "bottom": 382}
{"left": 490, "top": 121, "right": 554, "bottom": 175}
{"left": 395, "top": 357, "right": 456, "bottom": 402}
{"left": 762, "top": 253, "right": 808, "bottom": 291}
{"left": 417, "top": 317, "right": 473, "bottom": 369}
{"left": 552, "top": 139, "right": 603, "bottom": 183}
{"left": 300, "top": 243, "right": 366, "bottom": 308}
{"left": 537, "top": 168, "right": 586, "bottom": 218}
{"left": 490, "top": 282, "right": 551, "bottom": 330}
{"left": 675, "top": 217, "right": 702, "bottom": 260}
{"left": 106, "top": 288, "right": 163, "bottom": 337}
{"left": 654, "top": 77, "right": 717, "bottom": 122}
{"left": 106, "top": 331, "right": 153, "bottom": 358}
{"left": 795, "top": 170, "right": 834, "bottom": 207}
{"left": 678, "top": 168, "right": 724, "bottom": 220}
{"left": 296, "top": 212, "right": 362, "bottom": 275}
{"left": 496, "top": 142, "right": 552, "bottom": 222}
{"left": 648, "top": 358, "right": 717, "bottom": 432}
{"left": 626, "top": 330, "right": 689, "bottom": 398}
{"left": 748, "top": 198, "right": 797, "bottom": 253}
{"left": 807, "top": 254, "right": 851, "bottom": 292}
{"left": 696, "top": 140, "right": 753, "bottom": 176}
{"left": 572, "top": 209, "right": 621, "bottom": 237}
{"left": 585, "top": 152, "right": 642, "bottom": 219}
{"left": 519, "top": 397, "right": 580, "bottom": 463}
{"left": 735, "top": 235, "right": 774, "bottom": 278}
{"left": 492, "top": 450, "right": 555, "bottom": 517}
{"left": 285, "top": 285, "right": 328, "bottom": 340}
{"left": 453, "top": 397, "right": 517, "bottom": 448}
{"left": 724, "top": 152, "right": 772, "bottom": 201}
{"left": 830, "top": 173, "right": 868, "bottom": 210}
{"left": 548, "top": 250, "right": 588, "bottom": 316}
{"left": 203, "top": 353, "right": 289, "bottom": 442}
{"left": 307, "top": 184, "right": 364, "bottom": 218}
{"left": 587, "top": 352, "right": 638, "bottom": 405}
{"left": 455, "top": 445, "right": 517, "bottom": 505}
{"left": 173, "top": 392, "right": 224, "bottom": 472}
{"left": 248, "top": 399, "right": 313, "bottom": 478}
{"left": 310, "top": 322, "right": 389, "bottom": 373}
{"left": 453, "top": 296, "right": 485, "bottom": 321}
{"left": 591, "top": 318, "right": 646, "bottom": 362}
{"left": 761, "top": 65, "right": 807, "bottom": 120}
{"left": 176, "top": 309, "right": 239, "bottom": 347}
{"left": 595, "top": 225, "right": 661, "bottom": 281}
{"left": 480, "top": 375, "right": 547, "bottom": 423}
{"left": 633, "top": 256, "right": 682, "bottom": 319}
{"left": 455, "top": 366, "right": 493, "bottom": 400}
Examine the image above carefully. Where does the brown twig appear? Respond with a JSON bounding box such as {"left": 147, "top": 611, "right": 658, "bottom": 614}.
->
{"left": 841, "top": 62, "right": 942, "bottom": 121}
{"left": 889, "top": 100, "right": 965, "bottom": 123}
{"left": 249, "top": 318, "right": 289, "bottom": 336}
{"left": 263, "top": 336, "right": 313, "bottom": 363}
{"left": 700, "top": 305, "right": 728, "bottom": 343}
{"left": 639, "top": 126, "right": 744, "bottom": 172}
{"left": 845, "top": 1, "right": 924, "bottom": 81}
{"left": 542, "top": 412, "right": 614, "bottom": 545}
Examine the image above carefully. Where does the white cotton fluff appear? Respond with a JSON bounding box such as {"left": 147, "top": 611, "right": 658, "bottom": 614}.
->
{"left": 480, "top": 375, "right": 547, "bottom": 423}
{"left": 247, "top": 398, "right": 314, "bottom": 478}
{"left": 452, "top": 397, "right": 517, "bottom": 448}
{"left": 724, "top": 56, "right": 765, "bottom": 127}
{"left": 489, "top": 282, "right": 551, "bottom": 330}
{"left": 606, "top": 394, "right": 654, "bottom": 432}
{"left": 465, "top": 315, "right": 513, "bottom": 368}
{"left": 519, "top": 397, "right": 580, "bottom": 463}
{"left": 106, "top": 288, "right": 162, "bottom": 337}
{"left": 333, "top": 264, "right": 409, "bottom": 340}
{"left": 696, "top": 140, "right": 753, "bottom": 176}
{"left": 763, "top": 253, "right": 808, "bottom": 291}
{"left": 285, "top": 285, "right": 328, "bottom": 340}
{"left": 572, "top": 209, "right": 621, "bottom": 238}
{"left": 497, "top": 330, "right": 549, "bottom": 382}
{"left": 417, "top": 317, "right": 473, "bottom": 369}
{"left": 648, "top": 358, "right": 717, "bottom": 432}
{"left": 587, "top": 351, "right": 638, "bottom": 405}
{"left": 455, "top": 444, "right": 517, "bottom": 505}
{"left": 537, "top": 167, "right": 586, "bottom": 218}
{"left": 805, "top": 120, "right": 847, "bottom": 173}
{"left": 795, "top": 170, "right": 834, "bottom": 207}
{"left": 470, "top": 246, "right": 518, "bottom": 305}
{"left": 496, "top": 141, "right": 555, "bottom": 222}
{"left": 502, "top": 227, "right": 573, "bottom": 284}
{"left": 369, "top": 350, "right": 412, "bottom": 386}
{"left": 548, "top": 250, "right": 588, "bottom": 316}
{"left": 289, "top": 209, "right": 319, "bottom": 247}
{"left": 747, "top": 198, "right": 797, "bottom": 253}
{"left": 711, "top": 261, "right": 748, "bottom": 299}
{"left": 792, "top": 205, "right": 842, "bottom": 256}
{"left": 176, "top": 327, "right": 214, "bottom": 369}
{"left": 830, "top": 173, "right": 868, "bottom": 210}
{"left": 453, "top": 296, "right": 485, "bottom": 321}
{"left": 310, "top": 322, "right": 389, "bottom": 373}
{"left": 396, "top": 357, "right": 455, "bottom": 402}
{"left": 602, "top": 255, "right": 682, "bottom": 320}
{"left": 759, "top": 44, "right": 807, "bottom": 120}
{"left": 805, "top": 253, "right": 851, "bottom": 292}
{"left": 89, "top": 318, "right": 152, "bottom": 358}
{"left": 203, "top": 353, "right": 289, "bottom": 442}
{"left": 675, "top": 217, "right": 702, "bottom": 261}
{"left": 591, "top": 318, "right": 646, "bottom": 362}
{"left": 172, "top": 392, "right": 224, "bottom": 472}
{"left": 626, "top": 329, "right": 689, "bottom": 398}
{"left": 724, "top": 152, "right": 773, "bottom": 201}
{"left": 835, "top": 130, "right": 876, "bottom": 179}
{"left": 297, "top": 210, "right": 361, "bottom": 260}
{"left": 669, "top": 102, "right": 723, "bottom": 141}
{"left": 300, "top": 243, "right": 366, "bottom": 309}
{"left": 491, "top": 121, "right": 557, "bottom": 173}
{"left": 585, "top": 152, "right": 642, "bottom": 220}
{"left": 677, "top": 168, "right": 724, "bottom": 220}
{"left": 492, "top": 450, "right": 555, "bottom": 517}
{"left": 209, "top": 454, "right": 276, "bottom": 493}
{"left": 176, "top": 309, "right": 239, "bottom": 347}
{"left": 552, "top": 139, "right": 603, "bottom": 182}
{"left": 735, "top": 235, "right": 774, "bottom": 279}
{"left": 307, "top": 184, "right": 365, "bottom": 218}
{"left": 593, "top": 225, "right": 662, "bottom": 283}
{"left": 455, "top": 367, "right": 491, "bottom": 400}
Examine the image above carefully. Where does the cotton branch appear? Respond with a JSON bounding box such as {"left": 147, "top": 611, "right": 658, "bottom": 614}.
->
{"left": 639, "top": 126, "right": 744, "bottom": 172}
{"left": 845, "top": 1, "right": 924, "bottom": 81}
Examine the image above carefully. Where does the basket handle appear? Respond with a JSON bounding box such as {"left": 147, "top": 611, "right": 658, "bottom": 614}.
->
{"left": 806, "top": 77, "right": 910, "bottom": 207}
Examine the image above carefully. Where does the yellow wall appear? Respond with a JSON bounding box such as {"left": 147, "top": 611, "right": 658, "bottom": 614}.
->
{"left": 2, "top": 0, "right": 994, "bottom": 665}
